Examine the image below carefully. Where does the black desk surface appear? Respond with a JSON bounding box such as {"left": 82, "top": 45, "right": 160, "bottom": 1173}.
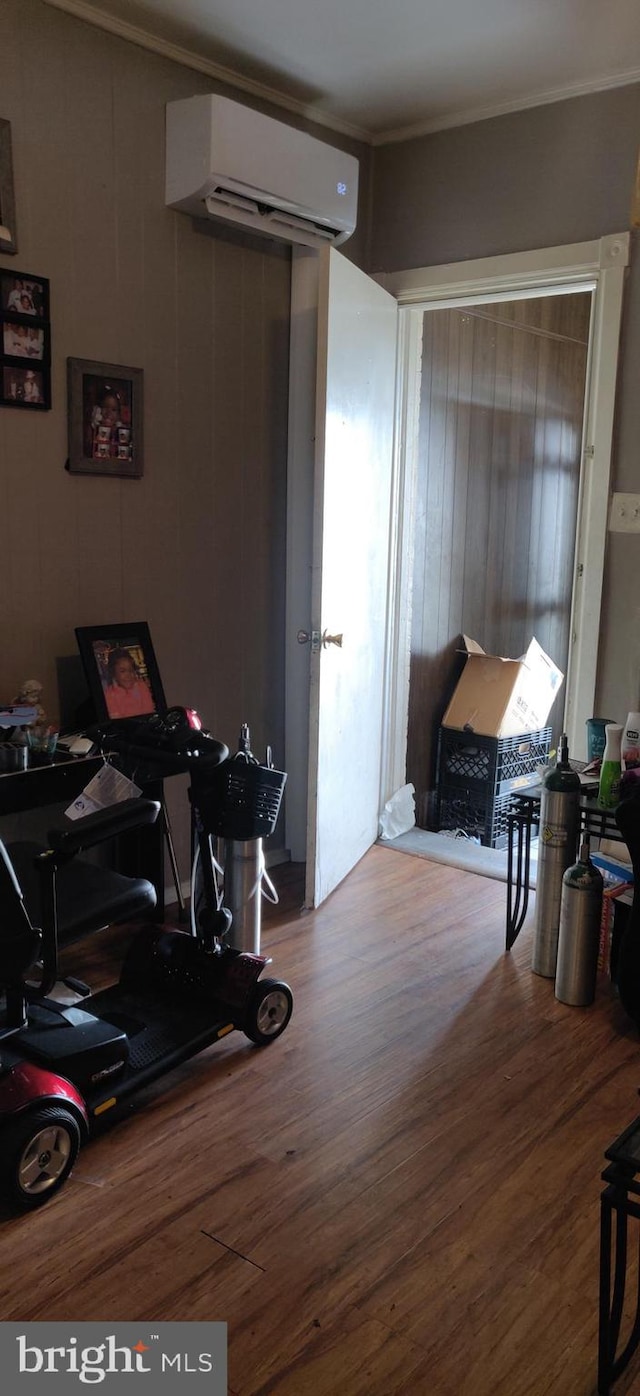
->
{"left": 0, "top": 752, "right": 105, "bottom": 815}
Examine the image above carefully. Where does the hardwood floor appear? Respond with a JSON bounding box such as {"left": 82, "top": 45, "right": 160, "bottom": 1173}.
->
{"left": 2, "top": 845, "right": 640, "bottom": 1395}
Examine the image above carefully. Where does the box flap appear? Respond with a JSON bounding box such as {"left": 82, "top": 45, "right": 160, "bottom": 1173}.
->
{"left": 460, "top": 635, "right": 486, "bottom": 656}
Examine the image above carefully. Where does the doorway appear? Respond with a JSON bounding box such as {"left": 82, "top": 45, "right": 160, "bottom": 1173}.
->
{"left": 285, "top": 235, "right": 629, "bottom": 905}
{"left": 378, "top": 232, "right": 629, "bottom": 814}
{"left": 407, "top": 289, "right": 591, "bottom": 827}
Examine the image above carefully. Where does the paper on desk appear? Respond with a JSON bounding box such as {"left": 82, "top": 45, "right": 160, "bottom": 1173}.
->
{"left": 65, "top": 763, "right": 142, "bottom": 820}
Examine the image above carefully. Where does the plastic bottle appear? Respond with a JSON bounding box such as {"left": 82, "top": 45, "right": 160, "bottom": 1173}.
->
{"left": 585, "top": 717, "right": 614, "bottom": 763}
{"left": 554, "top": 834, "right": 604, "bottom": 1006}
{"left": 621, "top": 712, "right": 640, "bottom": 771}
{"left": 532, "top": 734, "right": 581, "bottom": 979}
{"left": 598, "top": 723, "right": 623, "bottom": 808}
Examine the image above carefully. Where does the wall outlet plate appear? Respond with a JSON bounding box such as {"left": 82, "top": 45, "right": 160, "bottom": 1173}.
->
{"left": 609, "top": 493, "right": 640, "bottom": 533}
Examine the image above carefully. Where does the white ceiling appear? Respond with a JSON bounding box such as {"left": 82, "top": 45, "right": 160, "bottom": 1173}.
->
{"left": 45, "top": 0, "right": 640, "bottom": 142}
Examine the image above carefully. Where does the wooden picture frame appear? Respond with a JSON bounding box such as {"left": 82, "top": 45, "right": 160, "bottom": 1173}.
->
{"left": 0, "top": 269, "right": 51, "bottom": 409}
{"left": 67, "top": 357, "right": 143, "bottom": 478}
{"left": 0, "top": 119, "right": 17, "bottom": 255}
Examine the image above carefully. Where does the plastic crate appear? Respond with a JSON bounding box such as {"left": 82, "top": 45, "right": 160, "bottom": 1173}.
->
{"left": 435, "top": 725, "right": 551, "bottom": 849}
{"left": 436, "top": 726, "right": 551, "bottom": 798}
{"left": 436, "top": 785, "right": 514, "bottom": 849}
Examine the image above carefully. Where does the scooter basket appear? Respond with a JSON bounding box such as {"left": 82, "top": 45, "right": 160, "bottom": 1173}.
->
{"left": 196, "top": 758, "right": 287, "bottom": 841}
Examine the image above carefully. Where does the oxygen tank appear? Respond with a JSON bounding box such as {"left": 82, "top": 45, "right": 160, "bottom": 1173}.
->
{"left": 531, "top": 734, "right": 581, "bottom": 978}
{"left": 554, "top": 835, "right": 604, "bottom": 1006}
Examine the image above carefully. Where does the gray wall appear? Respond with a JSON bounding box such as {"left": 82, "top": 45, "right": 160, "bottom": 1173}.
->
{"left": 2, "top": 0, "right": 638, "bottom": 883}
{"left": 0, "top": 0, "right": 371, "bottom": 879}
{"left": 371, "top": 85, "right": 640, "bottom": 729}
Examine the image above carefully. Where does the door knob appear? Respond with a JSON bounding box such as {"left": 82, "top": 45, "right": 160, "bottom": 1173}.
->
{"left": 296, "top": 629, "right": 343, "bottom": 651}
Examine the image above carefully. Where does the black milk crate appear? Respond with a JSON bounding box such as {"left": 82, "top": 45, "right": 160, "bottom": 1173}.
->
{"left": 437, "top": 726, "right": 552, "bottom": 798}
{"left": 436, "top": 785, "right": 514, "bottom": 850}
{"left": 435, "top": 725, "right": 552, "bottom": 849}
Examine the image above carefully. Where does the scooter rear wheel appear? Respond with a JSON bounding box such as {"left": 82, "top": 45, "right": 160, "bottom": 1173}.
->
{"left": 1, "top": 1106, "right": 81, "bottom": 1210}
{"left": 244, "top": 978, "right": 293, "bottom": 1045}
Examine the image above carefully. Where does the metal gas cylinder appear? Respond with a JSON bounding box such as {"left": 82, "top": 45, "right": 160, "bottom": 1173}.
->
{"left": 220, "top": 837, "right": 263, "bottom": 955}
{"left": 531, "top": 734, "right": 581, "bottom": 978}
{"left": 554, "top": 836, "right": 604, "bottom": 1006}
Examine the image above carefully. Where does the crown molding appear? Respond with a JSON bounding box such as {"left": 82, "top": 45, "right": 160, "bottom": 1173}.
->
{"left": 373, "top": 66, "right": 640, "bottom": 145}
{"left": 40, "top": 1, "right": 640, "bottom": 151}
{"left": 40, "top": 0, "right": 372, "bottom": 145}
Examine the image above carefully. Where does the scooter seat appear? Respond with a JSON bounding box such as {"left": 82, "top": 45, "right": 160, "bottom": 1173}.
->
{"left": 6, "top": 841, "right": 157, "bottom": 946}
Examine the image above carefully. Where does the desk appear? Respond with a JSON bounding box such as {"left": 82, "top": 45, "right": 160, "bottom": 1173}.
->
{"left": 506, "top": 786, "right": 622, "bottom": 951}
{"left": 0, "top": 752, "right": 167, "bottom": 916}
{"left": 0, "top": 751, "right": 104, "bottom": 815}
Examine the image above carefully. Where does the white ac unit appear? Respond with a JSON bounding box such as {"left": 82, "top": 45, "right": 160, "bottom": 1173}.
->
{"left": 165, "top": 94, "right": 358, "bottom": 250}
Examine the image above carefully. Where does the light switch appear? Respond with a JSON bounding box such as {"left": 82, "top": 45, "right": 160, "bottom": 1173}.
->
{"left": 609, "top": 493, "right": 640, "bottom": 532}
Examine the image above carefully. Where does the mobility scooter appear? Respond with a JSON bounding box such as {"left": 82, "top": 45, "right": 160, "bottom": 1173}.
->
{"left": 0, "top": 711, "right": 293, "bottom": 1209}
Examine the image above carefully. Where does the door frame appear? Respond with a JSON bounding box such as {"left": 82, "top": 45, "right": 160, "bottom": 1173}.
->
{"left": 285, "top": 248, "right": 319, "bottom": 863}
{"left": 376, "top": 231, "right": 629, "bottom": 792}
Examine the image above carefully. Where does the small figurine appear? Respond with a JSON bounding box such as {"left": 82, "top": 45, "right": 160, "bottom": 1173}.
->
{"left": 13, "top": 679, "right": 47, "bottom": 744}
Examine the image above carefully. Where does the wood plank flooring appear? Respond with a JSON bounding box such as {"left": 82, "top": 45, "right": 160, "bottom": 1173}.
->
{"left": 2, "top": 846, "right": 640, "bottom": 1395}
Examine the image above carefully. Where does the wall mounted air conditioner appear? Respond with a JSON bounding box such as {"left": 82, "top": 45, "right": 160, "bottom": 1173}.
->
{"left": 165, "top": 94, "right": 358, "bottom": 250}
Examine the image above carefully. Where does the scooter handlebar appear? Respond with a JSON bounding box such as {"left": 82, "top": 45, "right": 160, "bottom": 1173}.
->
{"left": 106, "top": 731, "right": 230, "bottom": 773}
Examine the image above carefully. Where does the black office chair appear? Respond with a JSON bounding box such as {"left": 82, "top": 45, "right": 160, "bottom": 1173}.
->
{"left": 0, "top": 798, "right": 160, "bottom": 1026}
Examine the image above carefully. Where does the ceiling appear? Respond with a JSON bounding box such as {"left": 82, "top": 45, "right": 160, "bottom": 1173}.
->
{"left": 46, "top": 0, "right": 640, "bottom": 142}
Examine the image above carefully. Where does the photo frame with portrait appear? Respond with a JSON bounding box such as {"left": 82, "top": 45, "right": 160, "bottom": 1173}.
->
{"left": 0, "top": 269, "right": 51, "bottom": 409}
{"left": 0, "top": 118, "right": 17, "bottom": 255}
{"left": 67, "top": 357, "right": 143, "bottom": 478}
{"left": 75, "top": 622, "right": 167, "bottom": 727}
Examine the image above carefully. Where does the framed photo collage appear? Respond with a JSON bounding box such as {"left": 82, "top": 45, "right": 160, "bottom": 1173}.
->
{"left": 0, "top": 269, "right": 51, "bottom": 410}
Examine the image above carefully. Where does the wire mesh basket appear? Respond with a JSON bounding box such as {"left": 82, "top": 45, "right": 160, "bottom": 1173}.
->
{"left": 195, "top": 756, "right": 287, "bottom": 841}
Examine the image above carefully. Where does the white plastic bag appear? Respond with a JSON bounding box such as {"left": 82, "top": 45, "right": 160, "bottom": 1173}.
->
{"left": 378, "top": 783, "right": 416, "bottom": 840}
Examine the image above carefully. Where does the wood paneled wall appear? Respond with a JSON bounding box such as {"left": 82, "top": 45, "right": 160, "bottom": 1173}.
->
{"left": 0, "top": 0, "right": 303, "bottom": 875}
{"left": 370, "top": 83, "right": 640, "bottom": 739}
{"left": 407, "top": 292, "right": 590, "bottom": 825}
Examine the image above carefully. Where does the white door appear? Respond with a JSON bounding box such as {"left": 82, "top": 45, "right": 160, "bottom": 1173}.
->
{"left": 285, "top": 246, "right": 398, "bottom": 907}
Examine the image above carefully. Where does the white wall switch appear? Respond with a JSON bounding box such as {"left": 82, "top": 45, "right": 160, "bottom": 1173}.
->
{"left": 609, "top": 493, "right": 640, "bottom": 532}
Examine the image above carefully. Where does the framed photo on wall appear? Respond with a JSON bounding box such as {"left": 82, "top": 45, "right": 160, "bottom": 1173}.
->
{"left": 67, "top": 357, "right": 143, "bottom": 478}
{"left": 0, "top": 269, "right": 51, "bottom": 409}
{"left": 0, "top": 118, "right": 17, "bottom": 255}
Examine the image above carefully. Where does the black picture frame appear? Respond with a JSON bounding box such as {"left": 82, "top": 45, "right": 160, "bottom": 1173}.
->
{"left": 0, "top": 118, "right": 17, "bottom": 255}
{"left": 0, "top": 269, "right": 51, "bottom": 410}
{"left": 67, "top": 357, "right": 143, "bottom": 478}
{"left": 75, "top": 622, "right": 167, "bottom": 727}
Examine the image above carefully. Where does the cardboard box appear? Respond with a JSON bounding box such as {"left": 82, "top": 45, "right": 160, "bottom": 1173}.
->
{"left": 592, "top": 850, "right": 634, "bottom": 883}
{"left": 442, "top": 635, "right": 564, "bottom": 738}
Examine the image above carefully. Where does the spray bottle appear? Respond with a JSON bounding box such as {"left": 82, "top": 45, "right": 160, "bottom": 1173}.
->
{"left": 621, "top": 712, "right": 640, "bottom": 771}
{"left": 532, "top": 734, "right": 581, "bottom": 979}
{"left": 598, "top": 723, "right": 623, "bottom": 808}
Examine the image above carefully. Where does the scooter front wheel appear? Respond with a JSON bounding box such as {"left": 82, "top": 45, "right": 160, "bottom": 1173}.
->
{"left": 1, "top": 1106, "right": 81, "bottom": 1210}
{"left": 244, "top": 978, "right": 293, "bottom": 1045}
